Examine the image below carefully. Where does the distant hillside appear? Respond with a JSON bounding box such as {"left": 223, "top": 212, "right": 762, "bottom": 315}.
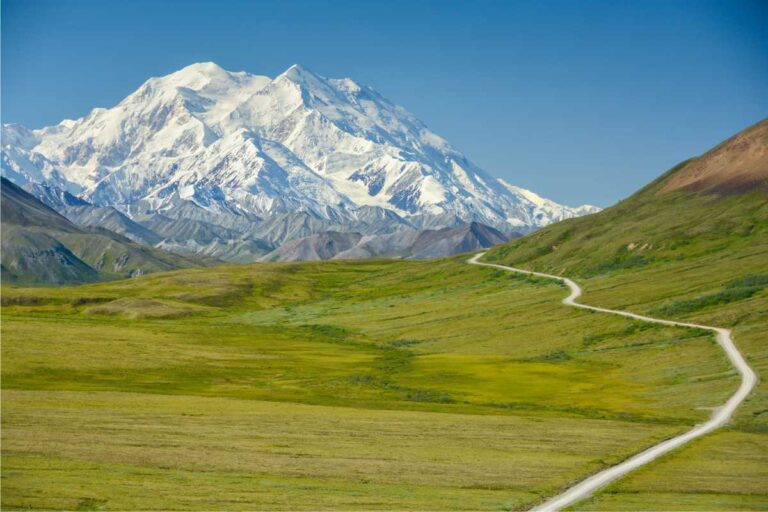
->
{"left": 1, "top": 178, "right": 211, "bottom": 284}
{"left": 261, "top": 222, "right": 512, "bottom": 262}
{"left": 62, "top": 205, "right": 163, "bottom": 246}
{"left": 485, "top": 119, "right": 768, "bottom": 278}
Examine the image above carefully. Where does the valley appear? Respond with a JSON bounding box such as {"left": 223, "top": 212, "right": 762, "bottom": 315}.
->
{"left": 1, "top": 249, "right": 756, "bottom": 510}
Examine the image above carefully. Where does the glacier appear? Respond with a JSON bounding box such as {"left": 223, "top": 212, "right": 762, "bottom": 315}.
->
{"left": 1, "top": 62, "right": 599, "bottom": 236}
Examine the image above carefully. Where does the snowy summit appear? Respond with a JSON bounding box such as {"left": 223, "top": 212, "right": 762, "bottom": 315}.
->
{"left": 2, "top": 62, "right": 599, "bottom": 232}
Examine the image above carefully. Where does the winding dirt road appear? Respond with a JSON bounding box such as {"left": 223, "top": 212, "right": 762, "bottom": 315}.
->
{"left": 468, "top": 252, "right": 757, "bottom": 512}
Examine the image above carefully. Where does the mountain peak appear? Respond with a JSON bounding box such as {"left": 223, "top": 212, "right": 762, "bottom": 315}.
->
{"left": 1, "top": 63, "right": 598, "bottom": 234}
{"left": 151, "top": 61, "right": 234, "bottom": 91}
{"left": 178, "top": 61, "right": 227, "bottom": 75}
{"left": 278, "top": 63, "right": 325, "bottom": 85}
{"left": 284, "top": 63, "right": 311, "bottom": 74}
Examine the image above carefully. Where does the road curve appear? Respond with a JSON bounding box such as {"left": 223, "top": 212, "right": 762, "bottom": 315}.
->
{"left": 468, "top": 252, "right": 757, "bottom": 512}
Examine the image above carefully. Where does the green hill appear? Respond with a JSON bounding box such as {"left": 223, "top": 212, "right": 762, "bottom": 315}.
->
{"left": 485, "top": 119, "right": 768, "bottom": 509}
{"left": 486, "top": 119, "right": 767, "bottom": 278}
{"left": 1, "top": 178, "right": 214, "bottom": 285}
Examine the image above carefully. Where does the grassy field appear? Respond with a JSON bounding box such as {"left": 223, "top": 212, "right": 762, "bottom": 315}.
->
{"left": 1, "top": 255, "right": 742, "bottom": 510}
{"left": 562, "top": 254, "right": 768, "bottom": 510}
{"left": 484, "top": 171, "right": 768, "bottom": 508}
{"left": 2, "top": 390, "right": 675, "bottom": 511}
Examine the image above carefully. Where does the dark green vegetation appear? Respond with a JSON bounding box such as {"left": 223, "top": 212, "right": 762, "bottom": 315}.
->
{"left": 650, "top": 274, "right": 768, "bottom": 317}
{"left": 486, "top": 119, "right": 768, "bottom": 509}
{"left": 0, "top": 178, "right": 211, "bottom": 285}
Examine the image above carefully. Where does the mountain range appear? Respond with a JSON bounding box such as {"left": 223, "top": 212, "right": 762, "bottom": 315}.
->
{"left": 1, "top": 63, "right": 598, "bottom": 269}
{"left": 260, "top": 221, "right": 509, "bottom": 262}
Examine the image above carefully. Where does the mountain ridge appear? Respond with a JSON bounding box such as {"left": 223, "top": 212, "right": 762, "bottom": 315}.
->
{"left": 659, "top": 119, "right": 768, "bottom": 195}
{"left": 2, "top": 62, "right": 598, "bottom": 237}
{"left": 260, "top": 221, "right": 512, "bottom": 262}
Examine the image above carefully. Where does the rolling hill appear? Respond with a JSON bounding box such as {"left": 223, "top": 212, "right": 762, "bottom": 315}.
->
{"left": 486, "top": 119, "right": 767, "bottom": 277}
{"left": 2, "top": 254, "right": 739, "bottom": 510}
{"left": 1, "top": 178, "right": 211, "bottom": 284}
{"left": 484, "top": 118, "right": 768, "bottom": 509}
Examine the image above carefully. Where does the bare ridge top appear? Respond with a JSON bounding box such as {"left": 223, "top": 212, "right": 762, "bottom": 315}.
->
{"left": 661, "top": 119, "right": 768, "bottom": 195}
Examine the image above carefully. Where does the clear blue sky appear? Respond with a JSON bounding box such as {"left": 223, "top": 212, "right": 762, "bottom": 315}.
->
{"left": 2, "top": 0, "right": 766, "bottom": 206}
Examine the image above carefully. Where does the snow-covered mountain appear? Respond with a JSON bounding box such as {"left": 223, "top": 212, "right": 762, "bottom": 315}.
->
{"left": 2, "top": 62, "right": 598, "bottom": 235}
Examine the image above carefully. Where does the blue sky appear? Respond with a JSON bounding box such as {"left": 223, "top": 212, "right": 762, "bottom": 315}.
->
{"left": 2, "top": 0, "right": 766, "bottom": 206}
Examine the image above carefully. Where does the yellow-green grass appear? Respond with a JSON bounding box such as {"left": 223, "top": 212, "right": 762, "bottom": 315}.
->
{"left": 1, "top": 257, "right": 744, "bottom": 509}
{"left": 564, "top": 261, "right": 768, "bottom": 509}
{"left": 1, "top": 390, "right": 679, "bottom": 511}
{"left": 572, "top": 431, "right": 768, "bottom": 510}
{"left": 484, "top": 184, "right": 768, "bottom": 508}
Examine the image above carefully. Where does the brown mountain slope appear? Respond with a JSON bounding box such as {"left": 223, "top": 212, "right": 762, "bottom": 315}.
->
{"left": 661, "top": 118, "right": 768, "bottom": 195}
